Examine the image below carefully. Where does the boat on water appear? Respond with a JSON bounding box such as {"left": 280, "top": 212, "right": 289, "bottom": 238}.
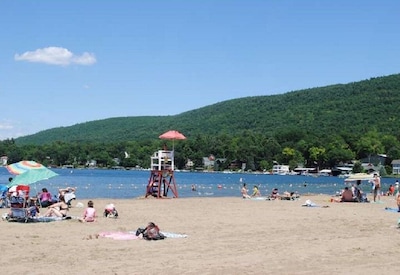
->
{"left": 331, "top": 166, "right": 353, "bottom": 177}
{"left": 272, "top": 164, "right": 290, "bottom": 175}
{"left": 294, "top": 167, "right": 316, "bottom": 176}
{"left": 318, "top": 169, "right": 332, "bottom": 177}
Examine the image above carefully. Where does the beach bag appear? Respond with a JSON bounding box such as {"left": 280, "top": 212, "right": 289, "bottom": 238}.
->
{"left": 140, "top": 222, "right": 165, "bottom": 241}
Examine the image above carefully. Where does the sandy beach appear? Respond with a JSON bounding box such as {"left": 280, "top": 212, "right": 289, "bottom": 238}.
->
{"left": 1, "top": 195, "right": 400, "bottom": 275}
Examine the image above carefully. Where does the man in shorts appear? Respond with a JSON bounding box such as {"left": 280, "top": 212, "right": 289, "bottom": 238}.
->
{"left": 372, "top": 173, "right": 381, "bottom": 202}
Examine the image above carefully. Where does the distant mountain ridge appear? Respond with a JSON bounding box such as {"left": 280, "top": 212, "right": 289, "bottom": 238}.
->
{"left": 15, "top": 73, "right": 400, "bottom": 145}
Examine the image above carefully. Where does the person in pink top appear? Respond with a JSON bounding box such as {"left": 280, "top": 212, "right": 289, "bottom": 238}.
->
{"left": 38, "top": 188, "right": 53, "bottom": 208}
{"left": 79, "top": 200, "right": 96, "bottom": 222}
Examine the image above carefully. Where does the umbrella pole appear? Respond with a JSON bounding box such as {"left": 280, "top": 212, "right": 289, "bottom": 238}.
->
{"left": 34, "top": 184, "right": 42, "bottom": 208}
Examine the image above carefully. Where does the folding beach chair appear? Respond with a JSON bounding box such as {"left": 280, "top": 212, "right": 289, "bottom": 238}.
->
{"left": 16, "top": 185, "right": 30, "bottom": 207}
{"left": 7, "top": 185, "right": 34, "bottom": 222}
{"left": 0, "top": 184, "right": 8, "bottom": 208}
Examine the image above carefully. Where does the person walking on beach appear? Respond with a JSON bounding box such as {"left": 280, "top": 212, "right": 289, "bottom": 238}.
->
{"left": 395, "top": 180, "right": 399, "bottom": 197}
{"left": 372, "top": 173, "right": 381, "bottom": 202}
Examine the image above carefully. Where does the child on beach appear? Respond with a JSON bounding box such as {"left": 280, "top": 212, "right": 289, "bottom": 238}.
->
{"left": 104, "top": 203, "right": 118, "bottom": 218}
{"left": 251, "top": 185, "right": 261, "bottom": 197}
{"left": 79, "top": 200, "right": 96, "bottom": 222}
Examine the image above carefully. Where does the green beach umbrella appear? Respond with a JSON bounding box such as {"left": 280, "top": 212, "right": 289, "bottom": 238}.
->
{"left": 6, "top": 160, "right": 59, "bottom": 187}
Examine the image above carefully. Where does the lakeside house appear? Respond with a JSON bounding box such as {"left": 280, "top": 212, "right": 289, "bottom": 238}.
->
{"left": 392, "top": 159, "right": 400, "bottom": 175}
{"left": 202, "top": 155, "right": 227, "bottom": 171}
{"left": 185, "top": 159, "right": 194, "bottom": 170}
{"left": 272, "top": 165, "right": 290, "bottom": 175}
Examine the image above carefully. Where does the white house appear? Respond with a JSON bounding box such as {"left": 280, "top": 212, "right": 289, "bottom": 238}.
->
{"left": 392, "top": 160, "right": 400, "bottom": 175}
{"left": 272, "top": 165, "right": 290, "bottom": 175}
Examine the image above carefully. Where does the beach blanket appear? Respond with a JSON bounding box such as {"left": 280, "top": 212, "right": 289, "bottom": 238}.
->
{"left": 250, "top": 197, "right": 268, "bottom": 201}
{"left": 384, "top": 207, "right": 400, "bottom": 213}
{"left": 35, "top": 216, "right": 73, "bottom": 222}
{"left": 99, "top": 231, "right": 188, "bottom": 240}
{"left": 6, "top": 216, "right": 71, "bottom": 223}
{"left": 99, "top": 232, "right": 140, "bottom": 240}
{"left": 302, "top": 204, "right": 319, "bottom": 207}
{"left": 301, "top": 199, "right": 330, "bottom": 208}
{"left": 302, "top": 199, "right": 318, "bottom": 207}
{"left": 160, "top": 232, "right": 188, "bottom": 238}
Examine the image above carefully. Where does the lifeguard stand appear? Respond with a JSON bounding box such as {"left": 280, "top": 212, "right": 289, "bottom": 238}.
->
{"left": 145, "top": 150, "right": 179, "bottom": 198}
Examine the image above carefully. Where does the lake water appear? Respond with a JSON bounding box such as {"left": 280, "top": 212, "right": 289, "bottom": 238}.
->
{"left": 0, "top": 168, "right": 396, "bottom": 199}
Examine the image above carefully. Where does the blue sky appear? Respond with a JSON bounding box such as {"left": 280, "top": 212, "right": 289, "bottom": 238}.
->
{"left": 1, "top": 1, "right": 399, "bottom": 140}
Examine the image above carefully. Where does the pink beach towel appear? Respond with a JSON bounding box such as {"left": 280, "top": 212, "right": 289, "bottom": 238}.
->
{"left": 98, "top": 232, "right": 140, "bottom": 240}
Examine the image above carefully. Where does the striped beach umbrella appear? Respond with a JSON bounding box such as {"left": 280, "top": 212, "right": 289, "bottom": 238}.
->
{"left": 6, "top": 160, "right": 59, "bottom": 187}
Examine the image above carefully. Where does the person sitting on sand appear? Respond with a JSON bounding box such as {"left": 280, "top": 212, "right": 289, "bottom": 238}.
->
{"left": 341, "top": 187, "right": 355, "bottom": 202}
{"left": 251, "top": 185, "right": 261, "bottom": 197}
{"left": 59, "top": 187, "right": 76, "bottom": 207}
{"left": 387, "top": 185, "right": 395, "bottom": 196}
{"left": 79, "top": 200, "right": 96, "bottom": 222}
{"left": 270, "top": 188, "right": 280, "bottom": 200}
{"left": 43, "top": 195, "right": 69, "bottom": 218}
{"left": 241, "top": 183, "right": 251, "bottom": 199}
{"left": 38, "top": 188, "right": 54, "bottom": 208}
{"left": 104, "top": 203, "right": 118, "bottom": 218}
{"left": 27, "top": 198, "right": 40, "bottom": 217}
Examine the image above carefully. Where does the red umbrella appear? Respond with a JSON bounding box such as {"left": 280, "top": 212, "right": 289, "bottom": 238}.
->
{"left": 159, "top": 130, "right": 186, "bottom": 140}
{"left": 159, "top": 130, "right": 186, "bottom": 150}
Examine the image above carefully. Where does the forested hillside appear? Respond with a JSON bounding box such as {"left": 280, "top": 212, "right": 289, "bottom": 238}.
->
{"left": 16, "top": 73, "right": 400, "bottom": 145}
{"left": 2, "top": 73, "right": 400, "bottom": 172}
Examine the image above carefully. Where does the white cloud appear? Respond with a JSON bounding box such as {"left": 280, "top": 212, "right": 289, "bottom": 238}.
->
{"left": 0, "top": 121, "right": 15, "bottom": 140}
{"left": 0, "top": 122, "right": 13, "bottom": 130}
{"left": 14, "top": 47, "right": 96, "bottom": 66}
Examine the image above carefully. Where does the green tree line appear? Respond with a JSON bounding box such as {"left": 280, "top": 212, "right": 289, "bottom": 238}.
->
{"left": 1, "top": 128, "right": 399, "bottom": 173}
{"left": 3, "top": 73, "right": 400, "bottom": 173}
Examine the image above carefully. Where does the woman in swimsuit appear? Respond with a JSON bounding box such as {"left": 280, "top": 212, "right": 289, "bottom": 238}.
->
{"left": 44, "top": 195, "right": 69, "bottom": 217}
